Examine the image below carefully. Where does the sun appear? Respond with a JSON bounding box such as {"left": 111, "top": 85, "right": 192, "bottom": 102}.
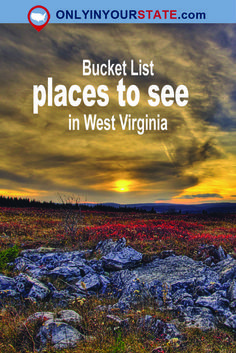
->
{"left": 114, "top": 179, "right": 131, "bottom": 192}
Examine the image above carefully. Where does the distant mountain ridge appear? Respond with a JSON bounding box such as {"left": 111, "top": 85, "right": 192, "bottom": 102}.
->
{"left": 0, "top": 196, "right": 235, "bottom": 214}
{"left": 93, "top": 202, "right": 236, "bottom": 214}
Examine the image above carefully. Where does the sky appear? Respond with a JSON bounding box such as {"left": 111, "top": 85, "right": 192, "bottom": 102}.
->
{"left": 0, "top": 24, "right": 235, "bottom": 204}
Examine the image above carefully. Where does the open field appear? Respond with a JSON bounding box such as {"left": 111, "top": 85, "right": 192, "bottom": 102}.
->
{"left": 0, "top": 207, "right": 235, "bottom": 258}
{"left": 0, "top": 207, "right": 236, "bottom": 352}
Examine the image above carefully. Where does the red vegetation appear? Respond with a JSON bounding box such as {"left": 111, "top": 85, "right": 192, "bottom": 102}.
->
{"left": 0, "top": 207, "right": 235, "bottom": 259}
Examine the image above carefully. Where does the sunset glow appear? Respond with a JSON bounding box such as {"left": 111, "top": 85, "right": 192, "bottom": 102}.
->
{"left": 114, "top": 180, "right": 131, "bottom": 193}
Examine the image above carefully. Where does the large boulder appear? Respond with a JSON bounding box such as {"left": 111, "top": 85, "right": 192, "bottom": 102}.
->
{"left": 38, "top": 319, "right": 83, "bottom": 350}
{"left": 102, "top": 246, "right": 142, "bottom": 270}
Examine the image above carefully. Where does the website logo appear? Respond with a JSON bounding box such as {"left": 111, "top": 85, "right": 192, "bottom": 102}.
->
{"left": 28, "top": 6, "right": 50, "bottom": 32}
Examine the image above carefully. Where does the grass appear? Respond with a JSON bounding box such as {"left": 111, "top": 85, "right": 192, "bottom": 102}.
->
{"left": 1, "top": 298, "right": 236, "bottom": 352}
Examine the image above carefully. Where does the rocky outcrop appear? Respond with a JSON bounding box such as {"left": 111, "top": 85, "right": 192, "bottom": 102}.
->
{"left": 1, "top": 238, "right": 236, "bottom": 350}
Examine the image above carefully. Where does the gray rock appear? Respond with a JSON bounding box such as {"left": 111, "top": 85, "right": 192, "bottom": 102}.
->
{"left": 134, "top": 256, "right": 219, "bottom": 294}
{"left": 193, "top": 286, "right": 211, "bottom": 297}
{"left": 76, "top": 274, "right": 101, "bottom": 291}
{"left": 214, "top": 257, "right": 236, "bottom": 283}
{"left": 21, "top": 247, "right": 57, "bottom": 255}
{"left": 26, "top": 311, "right": 54, "bottom": 323}
{"left": 99, "top": 275, "right": 110, "bottom": 294}
{"left": 118, "top": 278, "right": 151, "bottom": 306}
{"left": 52, "top": 289, "right": 77, "bottom": 306}
{"left": 102, "top": 246, "right": 142, "bottom": 270}
{"left": 39, "top": 253, "right": 61, "bottom": 270}
{"left": 49, "top": 266, "right": 83, "bottom": 281}
{"left": 0, "top": 289, "right": 19, "bottom": 299}
{"left": 111, "top": 269, "right": 135, "bottom": 297}
{"left": 3, "top": 238, "right": 236, "bottom": 336}
{"left": 111, "top": 269, "right": 151, "bottom": 306}
{"left": 14, "top": 257, "right": 28, "bottom": 272}
{"left": 173, "top": 289, "right": 194, "bottom": 307}
{"left": 195, "top": 292, "right": 229, "bottom": 312}
{"left": 28, "top": 281, "right": 50, "bottom": 301}
{"left": 0, "top": 274, "right": 15, "bottom": 290}
{"left": 15, "top": 274, "right": 35, "bottom": 295}
{"left": 107, "top": 314, "right": 129, "bottom": 328}
{"left": 88, "top": 259, "right": 104, "bottom": 274}
{"left": 147, "top": 279, "right": 164, "bottom": 302}
{"left": 165, "top": 323, "right": 182, "bottom": 340}
{"left": 96, "top": 238, "right": 126, "bottom": 256}
{"left": 95, "top": 239, "right": 118, "bottom": 255}
{"left": 139, "top": 315, "right": 182, "bottom": 340}
{"left": 228, "top": 280, "right": 236, "bottom": 301}
{"left": 224, "top": 314, "right": 236, "bottom": 329}
{"left": 20, "top": 250, "right": 46, "bottom": 263}
{"left": 52, "top": 290, "right": 71, "bottom": 300}
{"left": 217, "top": 246, "right": 227, "bottom": 261}
{"left": 159, "top": 250, "right": 176, "bottom": 259}
{"left": 230, "top": 300, "right": 236, "bottom": 311}
{"left": 111, "top": 255, "right": 220, "bottom": 309}
{"left": 204, "top": 257, "right": 214, "bottom": 266}
{"left": 17, "top": 249, "right": 89, "bottom": 279}
{"left": 15, "top": 273, "right": 50, "bottom": 300}
{"left": 58, "top": 310, "right": 82, "bottom": 326}
{"left": 216, "top": 309, "right": 232, "bottom": 321}
{"left": 199, "top": 245, "right": 227, "bottom": 263}
{"left": 26, "top": 268, "right": 48, "bottom": 280}
{"left": 206, "top": 282, "right": 222, "bottom": 293}
{"left": 181, "top": 306, "right": 216, "bottom": 331}
{"left": 38, "top": 319, "right": 83, "bottom": 350}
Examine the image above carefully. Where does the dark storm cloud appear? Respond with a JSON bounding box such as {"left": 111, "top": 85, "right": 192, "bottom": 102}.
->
{"left": 215, "top": 30, "right": 231, "bottom": 49}
{"left": 23, "top": 153, "right": 87, "bottom": 169}
{"left": 0, "top": 104, "right": 19, "bottom": 117}
{"left": 51, "top": 36, "right": 90, "bottom": 61}
{"left": 0, "top": 169, "right": 30, "bottom": 184}
{"left": 0, "top": 168, "right": 60, "bottom": 191}
{"left": 175, "top": 139, "right": 223, "bottom": 167}
{"left": 0, "top": 104, "right": 31, "bottom": 125}
{"left": 180, "top": 194, "right": 223, "bottom": 199}
{"left": 129, "top": 160, "right": 199, "bottom": 188}
{"left": 130, "top": 161, "right": 179, "bottom": 182}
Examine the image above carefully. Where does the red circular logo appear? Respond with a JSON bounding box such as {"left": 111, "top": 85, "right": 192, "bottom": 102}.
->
{"left": 28, "top": 6, "right": 50, "bottom": 32}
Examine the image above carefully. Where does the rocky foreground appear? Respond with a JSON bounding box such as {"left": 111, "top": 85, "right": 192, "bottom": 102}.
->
{"left": 1, "top": 238, "right": 236, "bottom": 351}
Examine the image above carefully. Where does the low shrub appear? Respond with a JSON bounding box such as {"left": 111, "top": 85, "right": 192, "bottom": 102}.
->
{"left": 0, "top": 245, "right": 19, "bottom": 271}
